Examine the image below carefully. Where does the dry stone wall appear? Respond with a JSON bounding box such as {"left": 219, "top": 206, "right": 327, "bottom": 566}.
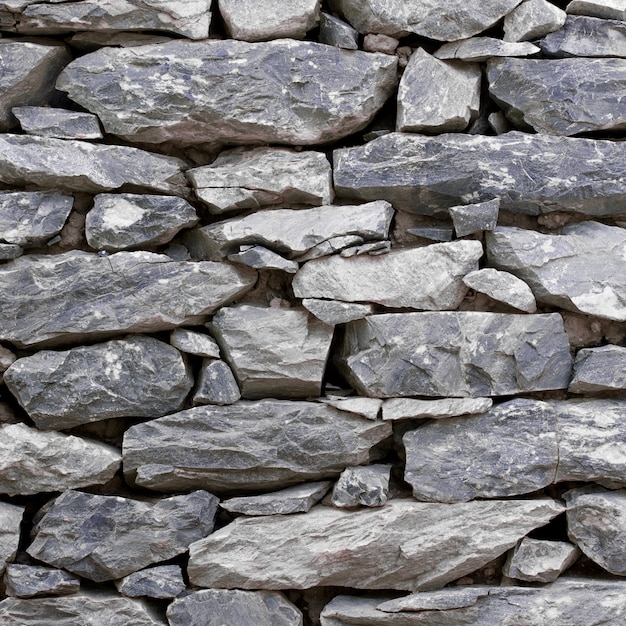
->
{"left": 0, "top": 0, "right": 625, "bottom": 624}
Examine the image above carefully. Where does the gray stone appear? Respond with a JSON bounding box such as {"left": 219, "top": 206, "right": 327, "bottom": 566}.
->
{"left": 319, "top": 12, "right": 358, "bottom": 49}
{"left": 293, "top": 241, "right": 482, "bottom": 310}
{"left": 170, "top": 329, "right": 221, "bottom": 359}
{"left": 209, "top": 305, "right": 334, "bottom": 399}
{"left": 122, "top": 400, "right": 392, "bottom": 493}
{"left": 319, "top": 397, "right": 383, "bottom": 420}
{"left": 486, "top": 222, "right": 626, "bottom": 321}
{"left": 228, "top": 246, "right": 299, "bottom": 274}
{"left": 13, "top": 106, "right": 102, "bottom": 139}
{"left": 27, "top": 489, "right": 219, "bottom": 582}
{"left": 488, "top": 111, "right": 511, "bottom": 134}
{"left": 382, "top": 397, "right": 493, "bottom": 421}
{"left": 5, "top": 336, "right": 193, "bottom": 430}
{"left": 0, "top": 251, "right": 255, "bottom": 347}
{"left": 302, "top": 299, "right": 373, "bottom": 325}
{"left": 294, "top": 235, "right": 365, "bottom": 262}
{"left": 462, "top": 268, "right": 537, "bottom": 313}
{"left": 363, "top": 33, "right": 399, "bottom": 55}
{"left": 503, "top": 538, "right": 580, "bottom": 583}
{"left": 0, "top": 502, "right": 23, "bottom": 575}
{"left": 339, "top": 312, "right": 572, "bottom": 398}
{"left": 188, "top": 147, "right": 332, "bottom": 214}
{"left": 3, "top": 565, "right": 80, "bottom": 598}
{"left": 539, "top": 15, "right": 626, "bottom": 58}
{"left": 564, "top": 487, "right": 626, "bottom": 575}
{"left": 340, "top": 240, "right": 391, "bottom": 257}
{"left": 187, "top": 498, "right": 563, "bottom": 591}
{"left": 407, "top": 227, "right": 454, "bottom": 242}
{"left": 331, "top": 464, "right": 391, "bottom": 508}
{"left": 56, "top": 39, "right": 397, "bottom": 147}
{"left": 569, "top": 345, "right": 626, "bottom": 393}
{"left": 167, "top": 589, "right": 303, "bottom": 626}
{"left": 327, "top": 0, "right": 524, "bottom": 40}
{"left": 0, "top": 422, "right": 120, "bottom": 495}
{"left": 86, "top": 194, "right": 198, "bottom": 252}
{"left": 376, "top": 588, "right": 490, "bottom": 612}
{"left": 333, "top": 131, "right": 626, "bottom": 216}
{"left": 449, "top": 199, "right": 500, "bottom": 236}
{"left": 183, "top": 201, "right": 393, "bottom": 261}
{"left": 0, "top": 244, "right": 22, "bottom": 260}
{"left": 487, "top": 57, "right": 626, "bottom": 135}
{"left": 504, "top": 0, "right": 567, "bottom": 42}
{"left": 0, "top": 41, "right": 70, "bottom": 131}
{"left": 193, "top": 359, "right": 241, "bottom": 406}
{"left": 0, "top": 191, "right": 73, "bottom": 246}
{"left": 404, "top": 399, "right": 558, "bottom": 502}
{"left": 435, "top": 37, "right": 540, "bottom": 62}
{"left": 115, "top": 565, "right": 185, "bottom": 600}
{"left": 221, "top": 481, "right": 331, "bottom": 516}
{"left": 567, "top": 0, "right": 626, "bottom": 20}
{"left": 67, "top": 31, "right": 174, "bottom": 50}
{"left": 397, "top": 48, "right": 481, "bottom": 133}
{"left": 0, "top": 134, "right": 187, "bottom": 196}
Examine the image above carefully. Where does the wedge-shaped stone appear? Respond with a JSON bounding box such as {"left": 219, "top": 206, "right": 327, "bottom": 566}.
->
{"left": 192, "top": 359, "right": 241, "bottom": 406}
{"left": 56, "top": 39, "right": 397, "bottom": 146}
{"left": 319, "top": 12, "right": 359, "bottom": 49}
{"left": 228, "top": 246, "right": 299, "bottom": 273}
{"left": 463, "top": 268, "right": 537, "bottom": 313}
{"left": 170, "top": 328, "right": 220, "bottom": 358}
{"left": 0, "top": 423, "right": 120, "bottom": 495}
{"left": 0, "top": 251, "right": 255, "bottom": 347}
{"left": 334, "top": 132, "right": 626, "bottom": 216}
{"left": 486, "top": 222, "right": 626, "bottom": 321}
{"left": 488, "top": 58, "right": 626, "bottom": 135}
{"left": 503, "top": 538, "right": 579, "bottom": 583}
{"left": 0, "top": 502, "right": 23, "bottom": 575}
{"left": 123, "top": 400, "right": 392, "bottom": 493}
{"left": 567, "top": 0, "right": 626, "bottom": 20}
{"left": 339, "top": 312, "right": 572, "bottom": 398}
{"left": 3, "top": 565, "right": 80, "bottom": 598}
{"left": 504, "top": 0, "right": 566, "bottom": 42}
{"left": 27, "top": 490, "right": 219, "bottom": 582}
{"left": 383, "top": 397, "right": 492, "bottom": 421}
{"left": 569, "top": 345, "right": 626, "bottom": 393}
{"left": 0, "top": 134, "right": 187, "bottom": 195}
{"left": 4, "top": 337, "right": 192, "bottom": 429}
{"left": 116, "top": 565, "right": 185, "bottom": 600}
{"left": 302, "top": 299, "right": 373, "bottom": 325}
{"left": 331, "top": 464, "right": 391, "bottom": 508}
{"left": 293, "top": 241, "right": 482, "bottom": 310}
{"left": 435, "top": 37, "right": 540, "bottom": 62}
{"left": 13, "top": 106, "right": 103, "bottom": 139}
{"left": 187, "top": 498, "right": 562, "bottom": 590}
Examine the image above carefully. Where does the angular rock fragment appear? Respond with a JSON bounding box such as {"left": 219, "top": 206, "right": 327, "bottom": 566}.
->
{"left": 187, "top": 498, "right": 563, "bottom": 590}
{"left": 3, "top": 564, "right": 80, "bottom": 598}
{"left": 302, "top": 299, "right": 373, "bottom": 325}
{"left": 319, "top": 396, "right": 383, "bottom": 420}
{"left": 123, "top": 400, "right": 392, "bottom": 493}
{"left": 504, "top": 0, "right": 567, "bottom": 42}
{"left": 5, "top": 336, "right": 193, "bottom": 430}
{"left": 397, "top": 48, "right": 481, "bottom": 133}
{"left": 0, "top": 251, "right": 255, "bottom": 347}
{"left": 170, "top": 329, "right": 221, "bottom": 358}
{"left": 293, "top": 241, "right": 482, "bottom": 310}
{"left": 376, "top": 587, "right": 489, "bottom": 612}
{"left": 463, "top": 268, "right": 537, "bottom": 312}
{"left": 382, "top": 397, "right": 492, "bottom": 421}
{"left": 27, "top": 490, "right": 219, "bottom": 582}
{"left": 363, "top": 33, "right": 399, "bottom": 54}
{"left": 56, "top": 39, "right": 398, "bottom": 146}
{"left": 435, "top": 37, "right": 540, "bottom": 62}
{"left": 331, "top": 465, "right": 391, "bottom": 508}
{"left": 209, "top": 305, "right": 334, "bottom": 399}
{"left": 294, "top": 235, "right": 365, "bottom": 262}
{"left": 0, "top": 244, "right": 22, "bottom": 260}
{"left": 13, "top": 106, "right": 102, "bottom": 139}
{"left": 486, "top": 222, "right": 626, "bottom": 321}
{"left": 567, "top": 0, "right": 626, "bottom": 20}
{"left": 193, "top": 359, "right": 241, "bottom": 406}
{"left": 449, "top": 199, "right": 499, "bottom": 237}
{"left": 334, "top": 132, "right": 626, "bottom": 216}
{"left": 0, "top": 502, "right": 23, "bottom": 575}
{"left": 339, "top": 312, "right": 572, "bottom": 397}
{"left": 116, "top": 565, "right": 185, "bottom": 600}
{"left": 228, "top": 246, "right": 299, "bottom": 274}
{"left": 86, "top": 194, "right": 198, "bottom": 252}
{"left": 407, "top": 227, "right": 454, "bottom": 242}
{"left": 569, "top": 345, "right": 626, "bottom": 393}
{"left": 188, "top": 147, "right": 332, "bottom": 214}
{"left": 503, "top": 538, "right": 580, "bottom": 583}
{"left": 487, "top": 58, "right": 626, "bottom": 135}
{"left": 319, "top": 12, "right": 358, "bottom": 49}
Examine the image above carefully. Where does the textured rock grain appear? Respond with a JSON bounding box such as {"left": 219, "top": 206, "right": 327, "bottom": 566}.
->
{"left": 13, "top": 106, "right": 103, "bottom": 139}
{"left": 115, "top": 565, "right": 185, "bottom": 600}
{"left": 435, "top": 37, "right": 540, "bottom": 62}
{"left": 503, "top": 538, "right": 579, "bottom": 583}
{"left": 3, "top": 565, "right": 80, "bottom": 598}
{"left": 462, "top": 268, "right": 537, "bottom": 312}
{"left": 0, "top": 502, "right": 23, "bottom": 575}
{"left": 569, "top": 345, "right": 626, "bottom": 393}
{"left": 504, "top": 0, "right": 567, "bottom": 42}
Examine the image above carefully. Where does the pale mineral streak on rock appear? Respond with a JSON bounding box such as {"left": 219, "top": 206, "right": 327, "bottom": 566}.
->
{"left": 503, "top": 538, "right": 580, "bottom": 583}
{"left": 382, "top": 397, "right": 492, "bottom": 421}
{"left": 13, "top": 106, "right": 103, "bottom": 140}
{"left": 434, "top": 37, "right": 540, "bottom": 62}
{"left": 3, "top": 564, "right": 80, "bottom": 598}
{"left": 569, "top": 345, "right": 626, "bottom": 393}
{"left": 0, "top": 502, "right": 23, "bottom": 575}
{"left": 504, "top": 0, "right": 567, "bottom": 42}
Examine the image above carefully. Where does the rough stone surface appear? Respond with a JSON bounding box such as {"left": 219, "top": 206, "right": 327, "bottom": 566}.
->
{"left": 27, "top": 489, "right": 219, "bottom": 582}
{"left": 187, "top": 498, "right": 563, "bottom": 590}
{"left": 86, "top": 193, "right": 198, "bottom": 252}
{"left": 188, "top": 147, "right": 332, "bottom": 214}
{"left": 56, "top": 39, "right": 398, "bottom": 147}
{"left": 0, "top": 244, "right": 23, "bottom": 260}
{"left": 435, "top": 37, "right": 540, "bottom": 62}
{"left": 192, "top": 359, "right": 241, "bottom": 406}
{"left": 3, "top": 565, "right": 80, "bottom": 598}
{"left": 13, "top": 106, "right": 102, "bottom": 139}
{"left": 504, "top": 0, "right": 567, "bottom": 42}
{"left": 0, "top": 422, "right": 120, "bottom": 495}
{"left": 462, "top": 268, "right": 537, "bottom": 312}
{"left": 567, "top": 0, "right": 626, "bottom": 20}
{"left": 487, "top": 58, "right": 626, "bottom": 135}
{"left": 0, "top": 502, "right": 23, "bottom": 575}
{"left": 293, "top": 241, "right": 482, "bottom": 310}
{"left": 295, "top": 235, "right": 365, "bottom": 262}
{"left": 0, "top": 251, "right": 255, "bottom": 347}
{"left": 486, "top": 222, "right": 626, "bottom": 321}
{"left": 503, "top": 538, "right": 580, "bottom": 583}
{"left": 449, "top": 199, "right": 500, "bottom": 236}
{"left": 209, "top": 305, "right": 334, "bottom": 399}
{"left": 228, "top": 246, "right": 299, "bottom": 274}
{"left": 4, "top": 336, "right": 193, "bottom": 430}
{"left": 383, "top": 397, "right": 492, "bottom": 421}
{"left": 123, "top": 400, "right": 392, "bottom": 493}
{"left": 331, "top": 464, "right": 391, "bottom": 508}
{"left": 339, "top": 312, "right": 572, "bottom": 398}
{"left": 397, "top": 48, "right": 481, "bottom": 133}
{"left": 333, "top": 131, "right": 626, "bottom": 216}
{"left": 302, "top": 299, "right": 373, "bottom": 325}
{"left": 569, "top": 345, "right": 626, "bottom": 393}
{"left": 115, "top": 565, "right": 185, "bottom": 600}
{"left": 170, "top": 329, "right": 220, "bottom": 358}
{"left": 376, "top": 587, "right": 490, "bottom": 613}
{"left": 319, "top": 397, "right": 383, "bottom": 420}
{"left": 319, "top": 12, "right": 358, "bottom": 49}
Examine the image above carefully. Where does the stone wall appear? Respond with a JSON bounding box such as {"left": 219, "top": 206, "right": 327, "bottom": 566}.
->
{"left": 0, "top": 0, "right": 625, "bottom": 624}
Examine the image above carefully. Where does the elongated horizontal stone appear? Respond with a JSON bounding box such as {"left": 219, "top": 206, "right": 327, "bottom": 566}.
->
{"left": 123, "top": 400, "right": 392, "bottom": 493}
{"left": 569, "top": 345, "right": 626, "bottom": 393}
{"left": 567, "top": 0, "right": 626, "bottom": 20}
{"left": 320, "top": 396, "right": 382, "bottom": 420}
{"left": 0, "top": 251, "right": 255, "bottom": 347}
{"left": 503, "top": 538, "right": 580, "bottom": 583}
{"left": 382, "top": 397, "right": 492, "bottom": 421}
{"left": 333, "top": 131, "right": 626, "bottom": 216}
{"left": 339, "top": 312, "right": 572, "bottom": 398}
{"left": 3, "top": 565, "right": 80, "bottom": 598}
{"left": 435, "top": 37, "right": 540, "bottom": 62}
{"left": 293, "top": 241, "right": 482, "bottom": 310}
{"left": 13, "top": 106, "right": 103, "bottom": 140}
{"left": 302, "top": 299, "right": 373, "bottom": 325}
{"left": 187, "top": 498, "right": 563, "bottom": 590}
{"left": 116, "top": 565, "right": 185, "bottom": 600}
{"left": 0, "top": 502, "right": 23, "bottom": 575}
{"left": 56, "top": 39, "right": 397, "bottom": 146}
{"left": 170, "top": 328, "right": 220, "bottom": 358}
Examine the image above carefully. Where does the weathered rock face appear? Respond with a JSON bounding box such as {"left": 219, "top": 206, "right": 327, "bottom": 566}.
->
{"left": 0, "top": 502, "right": 23, "bottom": 575}
{"left": 3, "top": 565, "right": 80, "bottom": 598}
{"left": 187, "top": 498, "right": 563, "bottom": 591}
{"left": 115, "top": 565, "right": 185, "bottom": 600}
{"left": 27, "top": 490, "right": 219, "bottom": 582}
{"left": 449, "top": 199, "right": 500, "bottom": 237}
{"left": 170, "top": 329, "right": 221, "bottom": 358}
{"left": 569, "top": 345, "right": 626, "bottom": 393}
{"left": 331, "top": 464, "right": 391, "bottom": 508}
{"left": 228, "top": 246, "right": 299, "bottom": 273}
{"left": 0, "top": 251, "right": 255, "bottom": 347}
{"left": 382, "top": 397, "right": 492, "bottom": 421}
{"left": 319, "top": 12, "right": 358, "bottom": 49}
{"left": 56, "top": 39, "right": 398, "bottom": 146}
{"left": 435, "top": 37, "right": 540, "bottom": 62}
{"left": 333, "top": 132, "right": 626, "bottom": 216}
{"left": 462, "top": 268, "right": 537, "bottom": 313}
{"left": 192, "top": 359, "right": 241, "bottom": 406}
{"left": 504, "top": 0, "right": 567, "bottom": 42}
{"left": 567, "top": 0, "right": 626, "bottom": 20}
{"left": 338, "top": 312, "right": 572, "bottom": 398}
{"left": 122, "top": 400, "right": 392, "bottom": 493}
{"left": 302, "top": 299, "right": 373, "bottom": 325}
{"left": 503, "top": 538, "right": 580, "bottom": 583}
{"left": 13, "top": 106, "right": 103, "bottom": 140}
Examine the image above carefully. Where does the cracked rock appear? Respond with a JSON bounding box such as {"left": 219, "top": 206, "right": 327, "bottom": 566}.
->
{"left": 115, "top": 565, "right": 185, "bottom": 600}
{"left": 503, "top": 538, "right": 580, "bottom": 583}
{"left": 569, "top": 345, "right": 626, "bottom": 393}
{"left": 435, "top": 37, "right": 540, "bottom": 62}
{"left": 504, "top": 0, "right": 567, "bottom": 42}
{"left": 3, "top": 565, "right": 80, "bottom": 598}
{"left": 0, "top": 502, "right": 23, "bottom": 575}
{"left": 319, "top": 396, "right": 382, "bottom": 420}
{"left": 192, "top": 359, "right": 241, "bottom": 406}
{"left": 331, "top": 464, "right": 391, "bottom": 508}
{"left": 13, "top": 106, "right": 102, "bottom": 139}
{"left": 463, "top": 268, "right": 537, "bottom": 313}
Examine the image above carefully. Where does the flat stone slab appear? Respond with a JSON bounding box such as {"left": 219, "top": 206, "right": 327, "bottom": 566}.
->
{"left": 115, "top": 565, "right": 185, "bottom": 600}
{"left": 57, "top": 39, "right": 397, "bottom": 147}
{"left": 569, "top": 345, "right": 626, "bottom": 393}
{"left": 13, "top": 106, "right": 103, "bottom": 139}
{"left": 0, "top": 502, "right": 23, "bottom": 575}
{"left": 503, "top": 538, "right": 580, "bottom": 583}
{"left": 504, "top": 0, "right": 566, "bottom": 42}
{"left": 187, "top": 498, "right": 563, "bottom": 591}
{"left": 338, "top": 312, "right": 572, "bottom": 398}
{"left": 334, "top": 131, "right": 626, "bottom": 217}
{"left": 382, "top": 397, "right": 493, "bottom": 421}
{"left": 302, "top": 299, "right": 373, "bottom": 325}
{"left": 4, "top": 564, "right": 80, "bottom": 598}
{"left": 567, "top": 0, "right": 626, "bottom": 20}
{"left": 123, "top": 400, "right": 392, "bottom": 493}
{"left": 463, "top": 268, "right": 537, "bottom": 313}
{"left": 170, "top": 328, "right": 220, "bottom": 358}
{"left": 435, "top": 37, "right": 540, "bottom": 62}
